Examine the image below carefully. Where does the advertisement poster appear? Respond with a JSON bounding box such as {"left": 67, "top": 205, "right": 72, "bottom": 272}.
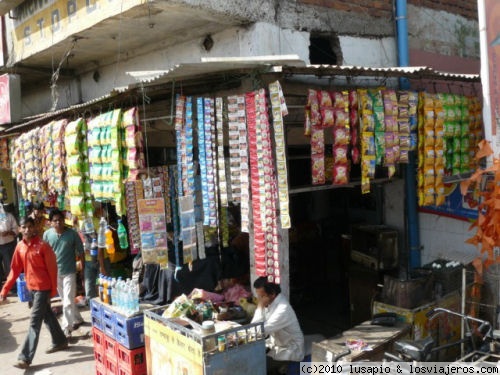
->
{"left": 138, "top": 198, "right": 168, "bottom": 266}
{"left": 420, "top": 182, "right": 479, "bottom": 221}
{"left": 144, "top": 317, "right": 203, "bottom": 375}
{"left": 481, "top": 0, "right": 500, "bottom": 152}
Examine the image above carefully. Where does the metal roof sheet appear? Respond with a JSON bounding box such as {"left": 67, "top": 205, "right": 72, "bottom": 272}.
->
{"left": 1, "top": 60, "right": 481, "bottom": 133}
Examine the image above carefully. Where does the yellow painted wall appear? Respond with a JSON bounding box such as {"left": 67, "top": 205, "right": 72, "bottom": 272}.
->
{"left": 12, "top": 0, "right": 145, "bottom": 58}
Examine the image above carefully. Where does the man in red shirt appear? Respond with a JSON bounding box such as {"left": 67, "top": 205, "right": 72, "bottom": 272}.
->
{"left": 0, "top": 216, "right": 68, "bottom": 369}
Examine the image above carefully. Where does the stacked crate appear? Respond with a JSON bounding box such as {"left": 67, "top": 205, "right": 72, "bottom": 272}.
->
{"left": 91, "top": 299, "right": 147, "bottom": 375}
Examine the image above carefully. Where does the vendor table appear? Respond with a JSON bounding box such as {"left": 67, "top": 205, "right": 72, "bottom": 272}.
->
{"left": 312, "top": 321, "right": 411, "bottom": 362}
{"left": 144, "top": 306, "right": 266, "bottom": 375}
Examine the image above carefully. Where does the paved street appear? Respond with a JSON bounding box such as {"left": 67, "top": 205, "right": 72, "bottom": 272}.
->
{"left": 0, "top": 296, "right": 96, "bottom": 375}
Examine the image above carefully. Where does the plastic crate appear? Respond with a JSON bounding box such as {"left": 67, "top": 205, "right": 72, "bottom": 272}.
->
{"left": 90, "top": 299, "right": 103, "bottom": 331}
{"left": 104, "top": 334, "right": 118, "bottom": 361}
{"left": 16, "top": 274, "right": 31, "bottom": 302}
{"left": 105, "top": 355, "right": 118, "bottom": 375}
{"left": 95, "top": 362, "right": 106, "bottom": 375}
{"left": 93, "top": 345, "right": 105, "bottom": 366}
{"left": 423, "top": 259, "right": 474, "bottom": 296}
{"left": 116, "top": 344, "right": 146, "bottom": 374}
{"left": 92, "top": 327, "right": 104, "bottom": 349}
{"left": 114, "top": 313, "right": 144, "bottom": 349}
{"left": 102, "top": 304, "right": 116, "bottom": 339}
{"left": 117, "top": 364, "right": 147, "bottom": 375}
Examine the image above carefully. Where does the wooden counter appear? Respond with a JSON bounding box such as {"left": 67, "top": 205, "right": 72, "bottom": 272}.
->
{"left": 312, "top": 321, "right": 411, "bottom": 362}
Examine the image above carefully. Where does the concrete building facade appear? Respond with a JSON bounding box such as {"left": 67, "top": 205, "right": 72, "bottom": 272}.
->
{"left": 0, "top": 0, "right": 482, "bottom": 271}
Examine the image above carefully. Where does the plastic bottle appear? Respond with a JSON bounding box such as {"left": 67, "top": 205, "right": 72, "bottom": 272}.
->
{"left": 115, "top": 277, "right": 123, "bottom": 313}
{"left": 109, "top": 277, "right": 116, "bottom": 306}
{"left": 102, "top": 277, "right": 109, "bottom": 304}
{"left": 98, "top": 274, "right": 104, "bottom": 302}
{"left": 123, "top": 280, "right": 132, "bottom": 315}
{"left": 117, "top": 219, "right": 129, "bottom": 249}
{"left": 82, "top": 216, "right": 95, "bottom": 234}
{"left": 131, "top": 278, "right": 140, "bottom": 313}
{"left": 105, "top": 228, "right": 115, "bottom": 254}
{"left": 90, "top": 237, "right": 98, "bottom": 258}
{"left": 97, "top": 217, "right": 107, "bottom": 248}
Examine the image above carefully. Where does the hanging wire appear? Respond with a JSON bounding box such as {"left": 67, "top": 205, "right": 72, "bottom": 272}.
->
{"left": 140, "top": 82, "right": 151, "bottom": 179}
{"left": 50, "top": 38, "right": 77, "bottom": 111}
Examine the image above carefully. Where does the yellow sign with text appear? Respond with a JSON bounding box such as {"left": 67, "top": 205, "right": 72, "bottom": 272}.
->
{"left": 145, "top": 317, "right": 203, "bottom": 365}
{"left": 12, "top": 0, "right": 145, "bottom": 59}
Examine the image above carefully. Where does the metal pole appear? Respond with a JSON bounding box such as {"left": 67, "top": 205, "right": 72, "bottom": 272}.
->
{"left": 461, "top": 266, "right": 466, "bottom": 357}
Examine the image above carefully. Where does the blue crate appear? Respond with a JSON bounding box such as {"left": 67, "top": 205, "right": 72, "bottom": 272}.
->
{"left": 102, "top": 304, "right": 116, "bottom": 339}
{"left": 114, "top": 313, "right": 144, "bottom": 349}
{"left": 16, "top": 275, "right": 31, "bottom": 302}
{"left": 90, "top": 299, "right": 103, "bottom": 331}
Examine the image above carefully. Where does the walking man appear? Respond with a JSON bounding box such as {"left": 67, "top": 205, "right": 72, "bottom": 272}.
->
{"left": 43, "top": 209, "right": 85, "bottom": 337}
{"left": 0, "top": 216, "right": 68, "bottom": 369}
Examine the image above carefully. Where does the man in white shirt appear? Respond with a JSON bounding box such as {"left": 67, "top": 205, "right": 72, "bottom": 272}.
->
{"left": 0, "top": 204, "right": 18, "bottom": 286}
{"left": 251, "top": 276, "right": 305, "bottom": 374}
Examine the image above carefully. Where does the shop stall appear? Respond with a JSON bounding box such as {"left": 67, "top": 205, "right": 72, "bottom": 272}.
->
{"left": 0, "top": 63, "right": 485, "bottom": 370}
{"left": 144, "top": 305, "right": 266, "bottom": 375}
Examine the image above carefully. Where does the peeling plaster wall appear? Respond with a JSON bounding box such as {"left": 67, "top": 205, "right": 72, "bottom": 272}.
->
{"left": 21, "top": 22, "right": 310, "bottom": 114}
{"left": 408, "top": 4, "right": 479, "bottom": 59}
{"left": 339, "top": 36, "right": 397, "bottom": 67}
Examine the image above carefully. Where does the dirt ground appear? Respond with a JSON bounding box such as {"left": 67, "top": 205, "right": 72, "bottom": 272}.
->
{"left": 0, "top": 295, "right": 96, "bottom": 375}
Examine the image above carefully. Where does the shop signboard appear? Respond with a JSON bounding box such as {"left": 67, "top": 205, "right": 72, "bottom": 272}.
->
{"left": 0, "top": 74, "right": 21, "bottom": 125}
{"left": 144, "top": 316, "right": 203, "bottom": 375}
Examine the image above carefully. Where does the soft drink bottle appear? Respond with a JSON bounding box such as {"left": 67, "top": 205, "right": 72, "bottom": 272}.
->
{"left": 117, "top": 219, "right": 129, "bottom": 250}
{"left": 90, "top": 237, "right": 98, "bottom": 258}
{"left": 105, "top": 228, "right": 115, "bottom": 254}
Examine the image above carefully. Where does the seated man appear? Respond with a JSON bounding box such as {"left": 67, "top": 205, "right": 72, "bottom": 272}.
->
{"left": 251, "top": 276, "right": 305, "bottom": 375}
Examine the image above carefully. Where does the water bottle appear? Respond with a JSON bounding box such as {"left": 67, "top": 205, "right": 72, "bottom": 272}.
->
{"left": 132, "top": 279, "right": 140, "bottom": 313}
{"left": 82, "top": 216, "right": 95, "bottom": 234}
{"left": 109, "top": 277, "right": 116, "bottom": 306}
{"left": 115, "top": 277, "right": 123, "bottom": 313}
{"left": 90, "top": 237, "right": 98, "bottom": 258}
{"left": 97, "top": 217, "right": 107, "bottom": 248}
{"left": 117, "top": 219, "right": 129, "bottom": 250}
{"left": 123, "top": 281, "right": 132, "bottom": 315}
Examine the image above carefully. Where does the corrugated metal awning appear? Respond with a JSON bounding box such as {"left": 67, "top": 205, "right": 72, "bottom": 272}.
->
{"left": 279, "top": 65, "right": 480, "bottom": 82}
{"left": 1, "top": 59, "right": 481, "bottom": 134}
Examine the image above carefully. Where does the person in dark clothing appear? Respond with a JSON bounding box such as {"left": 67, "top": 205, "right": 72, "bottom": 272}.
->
{"left": 0, "top": 217, "right": 68, "bottom": 369}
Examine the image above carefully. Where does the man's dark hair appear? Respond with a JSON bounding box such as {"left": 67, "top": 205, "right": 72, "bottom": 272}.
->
{"left": 19, "top": 216, "right": 35, "bottom": 226}
{"left": 49, "top": 208, "right": 64, "bottom": 221}
{"left": 33, "top": 202, "right": 45, "bottom": 211}
{"left": 253, "top": 276, "right": 281, "bottom": 296}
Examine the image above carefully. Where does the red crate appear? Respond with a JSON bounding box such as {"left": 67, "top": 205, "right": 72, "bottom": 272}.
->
{"left": 116, "top": 344, "right": 146, "bottom": 374}
{"left": 92, "top": 327, "right": 104, "bottom": 349}
{"left": 117, "top": 364, "right": 147, "bottom": 375}
{"left": 103, "top": 334, "right": 118, "bottom": 361}
{"left": 105, "top": 355, "right": 118, "bottom": 375}
{"left": 95, "top": 362, "right": 106, "bottom": 375}
{"left": 94, "top": 344, "right": 105, "bottom": 366}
